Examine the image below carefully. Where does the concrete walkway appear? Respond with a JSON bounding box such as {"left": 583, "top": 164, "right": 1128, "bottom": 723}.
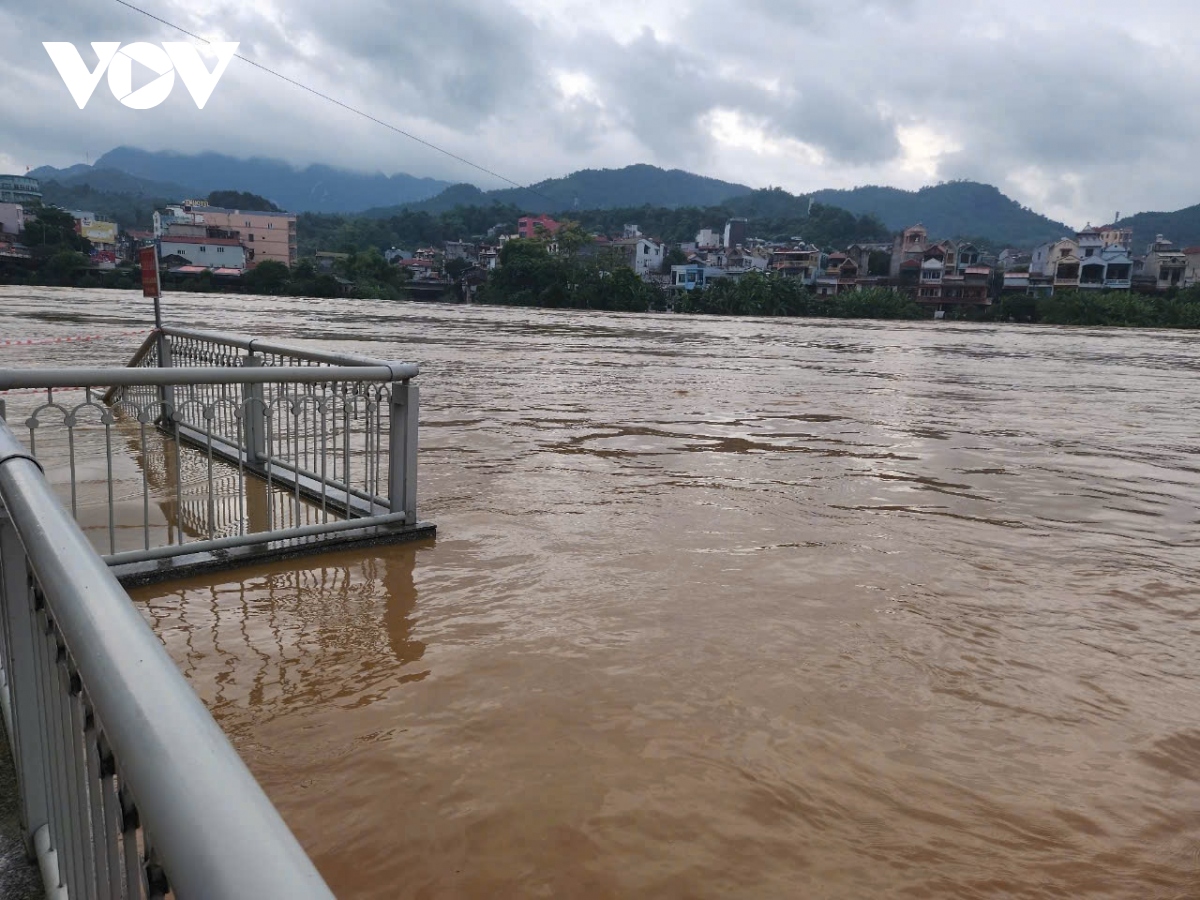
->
{"left": 0, "top": 731, "right": 43, "bottom": 900}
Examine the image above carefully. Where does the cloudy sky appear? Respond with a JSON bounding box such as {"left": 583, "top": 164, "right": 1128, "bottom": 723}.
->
{"left": 2, "top": 0, "right": 1198, "bottom": 226}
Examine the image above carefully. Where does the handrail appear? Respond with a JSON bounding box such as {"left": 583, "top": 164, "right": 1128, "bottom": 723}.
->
{"left": 162, "top": 326, "right": 396, "bottom": 369}
{"left": 0, "top": 420, "right": 335, "bottom": 898}
{"left": 0, "top": 363, "right": 417, "bottom": 389}
{"left": 123, "top": 330, "right": 162, "bottom": 370}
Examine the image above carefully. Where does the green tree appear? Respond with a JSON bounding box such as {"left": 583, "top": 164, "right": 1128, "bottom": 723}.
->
{"left": 242, "top": 259, "right": 291, "bottom": 294}
{"left": 208, "top": 190, "right": 281, "bottom": 212}
{"left": 444, "top": 257, "right": 472, "bottom": 281}
{"left": 661, "top": 246, "right": 689, "bottom": 273}
{"left": 23, "top": 205, "right": 91, "bottom": 254}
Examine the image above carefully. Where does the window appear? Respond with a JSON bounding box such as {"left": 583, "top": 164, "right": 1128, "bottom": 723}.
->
{"left": 1085, "top": 248, "right": 1094, "bottom": 257}
{"left": 267, "top": 222, "right": 273, "bottom": 229}
{"left": 199, "top": 246, "right": 206, "bottom": 252}
{"left": 218, "top": 247, "right": 224, "bottom": 253}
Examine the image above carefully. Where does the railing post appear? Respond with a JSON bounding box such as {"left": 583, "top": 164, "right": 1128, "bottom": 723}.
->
{"left": 388, "top": 378, "right": 418, "bottom": 522}
{"left": 155, "top": 331, "right": 175, "bottom": 426}
{"left": 242, "top": 354, "right": 267, "bottom": 465}
{"left": 0, "top": 510, "right": 50, "bottom": 858}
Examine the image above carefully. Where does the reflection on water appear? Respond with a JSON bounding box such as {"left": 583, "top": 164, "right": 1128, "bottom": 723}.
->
{"left": 138, "top": 546, "right": 425, "bottom": 731}
{"left": 5, "top": 286, "right": 1200, "bottom": 898}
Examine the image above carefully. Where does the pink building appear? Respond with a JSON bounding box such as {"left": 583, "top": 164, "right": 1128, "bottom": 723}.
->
{"left": 517, "top": 215, "right": 562, "bottom": 240}
{"left": 156, "top": 201, "right": 297, "bottom": 268}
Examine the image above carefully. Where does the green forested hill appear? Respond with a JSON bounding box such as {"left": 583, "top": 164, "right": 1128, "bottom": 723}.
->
{"left": 810, "top": 181, "right": 1075, "bottom": 247}
{"left": 1114, "top": 205, "right": 1200, "bottom": 251}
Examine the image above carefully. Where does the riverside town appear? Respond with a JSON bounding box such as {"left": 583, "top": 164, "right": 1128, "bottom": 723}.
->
{"left": 3, "top": 3, "right": 1200, "bottom": 899}
{"left": 5, "top": 170, "right": 1200, "bottom": 327}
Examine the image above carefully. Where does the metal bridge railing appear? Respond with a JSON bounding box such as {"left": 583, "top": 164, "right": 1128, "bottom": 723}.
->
{"left": 0, "top": 419, "right": 335, "bottom": 899}
{"left": 0, "top": 328, "right": 425, "bottom": 570}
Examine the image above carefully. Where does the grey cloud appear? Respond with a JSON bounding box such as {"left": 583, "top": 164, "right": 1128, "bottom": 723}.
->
{"left": 772, "top": 81, "right": 901, "bottom": 165}
{"left": 564, "top": 28, "right": 735, "bottom": 163}
{"left": 4, "top": 0, "right": 1200, "bottom": 223}
{"left": 276, "top": 0, "right": 543, "bottom": 130}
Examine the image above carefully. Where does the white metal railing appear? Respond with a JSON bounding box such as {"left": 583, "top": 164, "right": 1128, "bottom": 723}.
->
{"left": 0, "top": 328, "right": 424, "bottom": 570}
{"left": 0, "top": 419, "right": 335, "bottom": 899}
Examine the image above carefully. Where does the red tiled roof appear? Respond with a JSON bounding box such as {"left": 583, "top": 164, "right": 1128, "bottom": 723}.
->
{"left": 160, "top": 235, "right": 243, "bottom": 246}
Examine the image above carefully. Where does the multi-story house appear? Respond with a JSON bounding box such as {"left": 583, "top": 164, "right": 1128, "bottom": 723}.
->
{"left": 1052, "top": 252, "right": 1082, "bottom": 290}
{"left": 611, "top": 237, "right": 665, "bottom": 279}
{"left": 723, "top": 218, "right": 748, "bottom": 250}
{"left": 1030, "top": 238, "right": 1079, "bottom": 278}
{"left": 155, "top": 201, "right": 296, "bottom": 268}
{"left": 925, "top": 239, "right": 982, "bottom": 275}
{"left": 0, "top": 175, "right": 41, "bottom": 205}
{"left": 695, "top": 228, "right": 722, "bottom": 249}
{"left": 916, "top": 257, "right": 944, "bottom": 301}
{"left": 890, "top": 224, "right": 929, "bottom": 278}
{"left": 1142, "top": 235, "right": 1187, "bottom": 289}
{"left": 517, "top": 215, "right": 562, "bottom": 239}
{"left": 1078, "top": 245, "right": 1133, "bottom": 290}
{"left": 1099, "top": 223, "right": 1134, "bottom": 249}
{"left": 814, "top": 253, "right": 861, "bottom": 296}
{"left": 769, "top": 246, "right": 825, "bottom": 284}
{"left": 725, "top": 247, "right": 769, "bottom": 273}
{"left": 1076, "top": 226, "right": 1105, "bottom": 259}
{"left": 204, "top": 206, "right": 296, "bottom": 269}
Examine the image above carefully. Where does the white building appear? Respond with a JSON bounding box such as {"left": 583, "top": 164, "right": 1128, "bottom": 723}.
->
{"left": 695, "top": 228, "right": 722, "bottom": 249}
{"left": 159, "top": 235, "right": 248, "bottom": 270}
{"left": 1030, "top": 238, "right": 1080, "bottom": 277}
{"left": 0, "top": 202, "right": 24, "bottom": 235}
{"left": 1184, "top": 247, "right": 1200, "bottom": 287}
{"left": 1143, "top": 235, "right": 1187, "bottom": 289}
{"left": 612, "top": 237, "right": 665, "bottom": 279}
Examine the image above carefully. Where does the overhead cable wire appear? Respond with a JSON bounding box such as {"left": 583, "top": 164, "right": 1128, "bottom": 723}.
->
{"left": 110, "top": 0, "right": 554, "bottom": 203}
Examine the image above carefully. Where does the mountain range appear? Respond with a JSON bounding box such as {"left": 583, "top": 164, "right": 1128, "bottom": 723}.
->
{"left": 31, "top": 147, "right": 451, "bottom": 214}
{"left": 26, "top": 147, "right": 1200, "bottom": 249}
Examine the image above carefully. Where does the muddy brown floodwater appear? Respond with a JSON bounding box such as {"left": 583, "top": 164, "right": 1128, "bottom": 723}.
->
{"left": 2, "top": 285, "right": 1200, "bottom": 898}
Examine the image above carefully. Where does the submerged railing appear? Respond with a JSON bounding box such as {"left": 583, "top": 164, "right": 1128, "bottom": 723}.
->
{"left": 0, "top": 419, "right": 335, "bottom": 898}
{"left": 0, "top": 326, "right": 430, "bottom": 578}
{"left": 0, "top": 324, "right": 436, "bottom": 897}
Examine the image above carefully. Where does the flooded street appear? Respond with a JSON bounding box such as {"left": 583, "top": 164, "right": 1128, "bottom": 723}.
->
{"left": 3, "top": 285, "right": 1200, "bottom": 898}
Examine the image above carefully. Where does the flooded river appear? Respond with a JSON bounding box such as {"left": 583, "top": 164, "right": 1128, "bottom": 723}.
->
{"left": 3, "top": 286, "right": 1200, "bottom": 898}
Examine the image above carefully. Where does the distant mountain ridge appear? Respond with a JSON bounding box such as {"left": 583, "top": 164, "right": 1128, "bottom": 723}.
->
{"left": 810, "top": 182, "right": 1076, "bottom": 248}
{"left": 30, "top": 146, "right": 1200, "bottom": 249}
{"left": 366, "top": 164, "right": 756, "bottom": 217}
{"left": 28, "top": 164, "right": 196, "bottom": 202}
{"left": 35, "top": 147, "right": 452, "bottom": 214}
